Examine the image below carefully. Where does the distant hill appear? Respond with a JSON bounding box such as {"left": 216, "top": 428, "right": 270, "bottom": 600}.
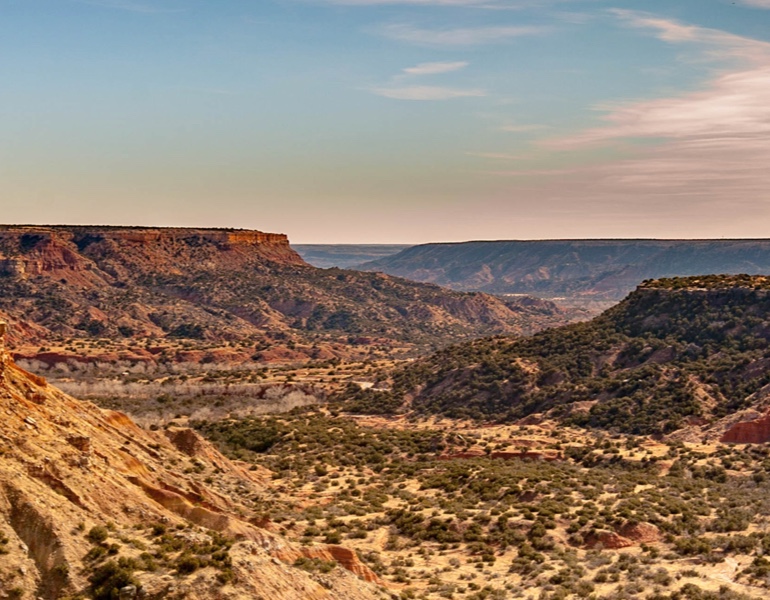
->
{"left": 0, "top": 226, "right": 571, "bottom": 355}
{"left": 339, "top": 275, "right": 770, "bottom": 438}
{"left": 293, "top": 244, "right": 410, "bottom": 269}
{"left": 359, "top": 239, "right": 770, "bottom": 302}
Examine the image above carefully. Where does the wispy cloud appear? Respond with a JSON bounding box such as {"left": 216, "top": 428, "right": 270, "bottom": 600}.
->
{"left": 466, "top": 151, "right": 528, "bottom": 159}
{"left": 371, "top": 59, "right": 481, "bottom": 100}
{"left": 549, "top": 69, "right": 770, "bottom": 148}
{"left": 490, "top": 13, "right": 770, "bottom": 221}
{"left": 325, "top": 0, "right": 583, "bottom": 7}
{"left": 610, "top": 9, "right": 770, "bottom": 62}
{"left": 403, "top": 61, "right": 469, "bottom": 75}
{"left": 73, "top": 0, "right": 181, "bottom": 13}
{"left": 738, "top": 0, "right": 770, "bottom": 7}
{"left": 380, "top": 23, "right": 549, "bottom": 46}
{"left": 370, "top": 85, "right": 486, "bottom": 100}
{"left": 328, "top": 0, "right": 498, "bottom": 4}
{"left": 547, "top": 13, "right": 770, "bottom": 149}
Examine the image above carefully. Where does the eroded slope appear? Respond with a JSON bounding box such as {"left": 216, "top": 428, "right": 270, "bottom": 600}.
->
{"left": 0, "top": 334, "right": 384, "bottom": 600}
{"left": 0, "top": 226, "right": 571, "bottom": 356}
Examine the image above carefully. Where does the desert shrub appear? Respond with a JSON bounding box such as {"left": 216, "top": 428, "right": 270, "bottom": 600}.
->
{"left": 86, "top": 526, "right": 109, "bottom": 544}
{"left": 88, "top": 560, "right": 138, "bottom": 600}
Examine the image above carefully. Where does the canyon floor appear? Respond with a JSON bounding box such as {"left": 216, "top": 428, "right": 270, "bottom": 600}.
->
{"left": 192, "top": 408, "right": 770, "bottom": 600}
{"left": 6, "top": 335, "right": 770, "bottom": 600}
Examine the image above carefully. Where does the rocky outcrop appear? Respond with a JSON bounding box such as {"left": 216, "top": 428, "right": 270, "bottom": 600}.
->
{"left": 276, "top": 545, "right": 384, "bottom": 586}
{"left": 583, "top": 530, "right": 633, "bottom": 550}
{"left": 720, "top": 409, "right": 770, "bottom": 444}
{"left": 618, "top": 522, "right": 661, "bottom": 544}
{"left": 582, "top": 522, "right": 660, "bottom": 550}
{"left": 0, "top": 338, "right": 382, "bottom": 599}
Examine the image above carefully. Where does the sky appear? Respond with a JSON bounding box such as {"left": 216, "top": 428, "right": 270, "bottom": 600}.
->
{"left": 1, "top": 0, "right": 770, "bottom": 243}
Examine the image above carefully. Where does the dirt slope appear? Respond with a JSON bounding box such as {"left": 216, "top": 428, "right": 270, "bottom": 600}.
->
{"left": 0, "top": 326, "right": 383, "bottom": 600}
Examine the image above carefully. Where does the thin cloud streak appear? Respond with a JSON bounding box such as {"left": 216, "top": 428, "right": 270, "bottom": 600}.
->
{"left": 466, "top": 152, "right": 528, "bottom": 159}
{"left": 610, "top": 9, "right": 770, "bottom": 61}
{"left": 381, "top": 23, "right": 549, "bottom": 46}
{"left": 329, "top": 0, "right": 498, "bottom": 4}
{"left": 325, "top": 0, "right": 587, "bottom": 7}
{"left": 370, "top": 85, "right": 486, "bottom": 100}
{"left": 73, "top": 0, "right": 181, "bottom": 13}
{"left": 549, "top": 68, "right": 770, "bottom": 148}
{"left": 403, "top": 61, "right": 469, "bottom": 75}
{"left": 547, "top": 13, "right": 770, "bottom": 149}
{"left": 501, "top": 123, "right": 547, "bottom": 132}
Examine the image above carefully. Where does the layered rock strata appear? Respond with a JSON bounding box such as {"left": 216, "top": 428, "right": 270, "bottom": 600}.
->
{"left": 0, "top": 328, "right": 382, "bottom": 599}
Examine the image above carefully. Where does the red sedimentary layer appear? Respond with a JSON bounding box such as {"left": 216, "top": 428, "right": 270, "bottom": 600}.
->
{"left": 720, "top": 410, "right": 770, "bottom": 444}
{"left": 583, "top": 522, "right": 660, "bottom": 550}
{"left": 584, "top": 530, "right": 633, "bottom": 550}
{"left": 0, "top": 226, "right": 306, "bottom": 285}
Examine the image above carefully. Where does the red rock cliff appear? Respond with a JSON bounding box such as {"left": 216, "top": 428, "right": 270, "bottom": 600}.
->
{"left": 0, "top": 226, "right": 306, "bottom": 285}
{"left": 720, "top": 410, "right": 770, "bottom": 444}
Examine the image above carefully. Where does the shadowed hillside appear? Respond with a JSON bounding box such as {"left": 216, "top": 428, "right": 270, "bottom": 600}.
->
{"left": 338, "top": 275, "right": 770, "bottom": 438}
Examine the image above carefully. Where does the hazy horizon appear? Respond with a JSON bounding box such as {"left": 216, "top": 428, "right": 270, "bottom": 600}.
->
{"left": 3, "top": 1, "right": 769, "bottom": 243}
{"left": 6, "top": 223, "right": 770, "bottom": 246}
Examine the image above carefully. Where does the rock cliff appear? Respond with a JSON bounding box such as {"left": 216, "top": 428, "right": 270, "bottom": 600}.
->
{"left": 0, "top": 225, "right": 305, "bottom": 285}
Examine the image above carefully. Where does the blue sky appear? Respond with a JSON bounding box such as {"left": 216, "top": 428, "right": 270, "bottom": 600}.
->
{"left": 2, "top": 0, "right": 769, "bottom": 242}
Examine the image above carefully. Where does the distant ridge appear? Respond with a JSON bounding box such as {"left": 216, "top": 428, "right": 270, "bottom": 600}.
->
{"left": 293, "top": 244, "right": 409, "bottom": 269}
{"left": 358, "top": 238, "right": 770, "bottom": 302}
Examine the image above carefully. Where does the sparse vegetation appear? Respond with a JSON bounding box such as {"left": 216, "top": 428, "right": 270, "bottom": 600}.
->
{"left": 193, "top": 406, "right": 770, "bottom": 598}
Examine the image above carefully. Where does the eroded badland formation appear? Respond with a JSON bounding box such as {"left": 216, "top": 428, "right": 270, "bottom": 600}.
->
{"left": 0, "top": 323, "right": 386, "bottom": 599}
{"left": 0, "top": 226, "right": 571, "bottom": 354}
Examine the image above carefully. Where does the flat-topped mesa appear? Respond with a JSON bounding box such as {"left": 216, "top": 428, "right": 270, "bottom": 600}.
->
{"left": 0, "top": 226, "right": 307, "bottom": 280}
{"left": 0, "top": 225, "right": 293, "bottom": 246}
{"left": 72, "top": 227, "right": 291, "bottom": 248}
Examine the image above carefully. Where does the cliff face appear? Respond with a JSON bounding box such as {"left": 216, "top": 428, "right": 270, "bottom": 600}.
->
{"left": 0, "top": 332, "right": 381, "bottom": 599}
{"left": 0, "top": 226, "right": 305, "bottom": 286}
{"left": 720, "top": 411, "right": 770, "bottom": 444}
